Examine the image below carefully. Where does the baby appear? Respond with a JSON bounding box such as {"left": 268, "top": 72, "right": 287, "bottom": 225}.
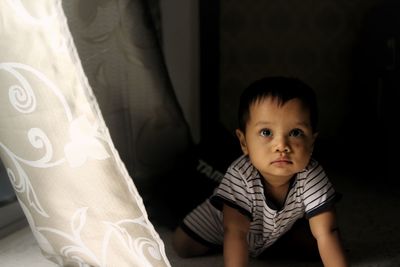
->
{"left": 173, "top": 76, "right": 348, "bottom": 267}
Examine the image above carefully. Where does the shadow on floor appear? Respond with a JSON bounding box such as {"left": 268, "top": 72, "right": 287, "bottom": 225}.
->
{"left": 331, "top": 169, "right": 400, "bottom": 267}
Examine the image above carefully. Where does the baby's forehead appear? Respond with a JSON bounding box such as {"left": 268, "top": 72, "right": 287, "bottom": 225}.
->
{"left": 249, "top": 97, "right": 313, "bottom": 121}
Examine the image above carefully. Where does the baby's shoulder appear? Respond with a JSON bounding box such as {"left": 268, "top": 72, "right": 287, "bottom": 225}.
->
{"left": 226, "top": 155, "right": 259, "bottom": 184}
{"left": 296, "top": 158, "right": 325, "bottom": 181}
{"left": 228, "top": 154, "right": 251, "bottom": 172}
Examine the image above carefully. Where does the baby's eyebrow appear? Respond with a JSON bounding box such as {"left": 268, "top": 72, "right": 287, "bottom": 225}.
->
{"left": 254, "top": 121, "right": 311, "bottom": 127}
{"left": 254, "top": 121, "right": 272, "bottom": 127}
{"left": 292, "top": 122, "right": 311, "bottom": 128}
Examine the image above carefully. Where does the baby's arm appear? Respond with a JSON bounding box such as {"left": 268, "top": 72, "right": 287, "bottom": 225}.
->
{"left": 223, "top": 204, "right": 250, "bottom": 267}
{"left": 309, "top": 209, "right": 349, "bottom": 267}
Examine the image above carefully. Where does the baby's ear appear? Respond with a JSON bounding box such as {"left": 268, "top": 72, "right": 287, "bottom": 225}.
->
{"left": 236, "top": 129, "right": 248, "bottom": 155}
{"left": 311, "top": 132, "right": 319, "bottom": 153}
{"left": 312, "top": 132, "right": 319, "bottom": 144}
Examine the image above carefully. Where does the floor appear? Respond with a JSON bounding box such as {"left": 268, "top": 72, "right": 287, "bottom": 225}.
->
{"left": 1, "top": 169, "right": 399, "bottom": 267}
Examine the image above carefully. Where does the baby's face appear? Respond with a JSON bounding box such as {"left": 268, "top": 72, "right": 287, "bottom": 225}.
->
{"left": 237, "top": 97, "right": 317, "bottom": 186}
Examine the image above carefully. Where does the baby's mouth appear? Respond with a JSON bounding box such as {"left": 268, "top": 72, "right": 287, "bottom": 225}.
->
{"left": 271, "top": 158, "right": 292, "bottom": 165}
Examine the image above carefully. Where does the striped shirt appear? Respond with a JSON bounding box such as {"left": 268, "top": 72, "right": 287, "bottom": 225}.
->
{"left": 182, "top": 154, "right": 337, "bottom": 257}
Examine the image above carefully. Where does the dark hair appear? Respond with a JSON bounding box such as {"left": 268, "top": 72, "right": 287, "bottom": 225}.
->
{"left": 238, "top": 76, "right": 318, "bottom": 133}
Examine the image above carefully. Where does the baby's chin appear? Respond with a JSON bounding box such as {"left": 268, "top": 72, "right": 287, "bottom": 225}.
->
{"left": 260, "top": 169, "right": 297, "bottom": 184}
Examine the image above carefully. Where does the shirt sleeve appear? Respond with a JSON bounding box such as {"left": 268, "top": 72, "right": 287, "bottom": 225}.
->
{"left": 302, "top": 160, "right": 338, "bottom": 219}
{"left": 209, "top": 159, "right": 253, "bottom": 220}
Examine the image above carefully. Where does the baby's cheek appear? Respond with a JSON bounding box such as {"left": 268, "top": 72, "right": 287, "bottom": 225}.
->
{"left": 293, "top": 143, "right": 314, "bottom": 160}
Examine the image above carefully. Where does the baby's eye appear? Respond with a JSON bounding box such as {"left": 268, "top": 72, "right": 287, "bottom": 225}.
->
{"left": 289, "top": 128, "right": 304, "bottom": 137}
{"left": 260, "top": 129, "right": 272, "bottom": 137}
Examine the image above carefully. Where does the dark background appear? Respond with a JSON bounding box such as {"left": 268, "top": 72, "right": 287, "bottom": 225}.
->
{"left": 195, "top": 0, "right": 398, "bottom": 183}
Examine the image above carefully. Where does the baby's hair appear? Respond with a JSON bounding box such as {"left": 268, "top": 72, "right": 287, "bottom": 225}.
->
{"left": 237, "top": 76, "right": 318, "bottom": 133}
